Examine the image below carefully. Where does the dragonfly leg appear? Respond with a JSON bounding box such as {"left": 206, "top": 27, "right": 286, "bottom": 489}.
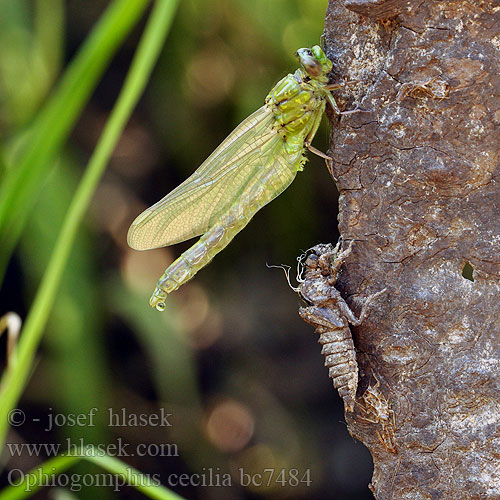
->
{"left": 326, "top": 93, "right": 341, "bottom": 114}
{"left": 326, "top": 80, "right": 358, "bottom": 91}
{"left": 327, "top": 92, "right": 368, "bottom": 116}
{"left": 339, "top": 106, "right": 367, "bottom": 115}
{"left": 304, "top": 103, "right": 331, "bottom": 160}
{"left": 323, "top": 156, "right": 337, "bottom": 181}
{"left": 306, "top": 143, "right": 332, "bottom": 160}
{"left": 325, "top": 83, "right": 342, "bottom": 91}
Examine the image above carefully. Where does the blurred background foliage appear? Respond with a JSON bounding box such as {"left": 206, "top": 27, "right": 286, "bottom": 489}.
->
{"left": 0, "top": 0, "right": 373, "bottom": 498}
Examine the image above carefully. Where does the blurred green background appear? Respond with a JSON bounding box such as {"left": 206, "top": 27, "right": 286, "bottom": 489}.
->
{"left": 0, "top": 0, "right": 373, "bottom": 498}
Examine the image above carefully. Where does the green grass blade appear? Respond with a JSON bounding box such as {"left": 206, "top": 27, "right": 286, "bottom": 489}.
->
{"left": 0, "top": 0, "right": 179, "bottom": 447}
{"left": 86, "top": 453, "right": 186, "bottom": 500}
{"left": 0, "top": 455, "right": 80, "bottom": 500}
{"left": 0, "top": 0, "right": 150, "bottom": 282}
{"left": 0, "top": 449, "right": 185, "bottom": 500}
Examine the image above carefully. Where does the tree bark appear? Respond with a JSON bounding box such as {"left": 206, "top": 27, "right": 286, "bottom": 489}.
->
{"left": 314, "top": 1, "right": 500, "bottom": 498}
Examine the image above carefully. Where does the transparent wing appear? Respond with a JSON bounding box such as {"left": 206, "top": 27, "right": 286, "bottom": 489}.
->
{"left": 128, "top": 105, "right": 288, "bottom": 250}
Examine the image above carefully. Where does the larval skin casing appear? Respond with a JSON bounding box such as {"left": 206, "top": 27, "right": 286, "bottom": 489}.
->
{"left": 299, "top": 243, "right": 386, "bottom": 412}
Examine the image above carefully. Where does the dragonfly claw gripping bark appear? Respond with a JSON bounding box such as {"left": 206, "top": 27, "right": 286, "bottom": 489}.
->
{"left": 128, "top": 46, "right": 342, "bottom": 310}
{"left": 298, "top": 242, "right": 387, "bottom": 412}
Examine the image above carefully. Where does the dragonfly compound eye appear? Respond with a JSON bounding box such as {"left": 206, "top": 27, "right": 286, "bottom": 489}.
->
{"left": 296, "top": 48, "right": 323, "bottom": 78}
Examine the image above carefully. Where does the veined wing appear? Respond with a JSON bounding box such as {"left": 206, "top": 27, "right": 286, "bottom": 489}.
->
{"left": 128, "top": 105, "right": 284, "bottom": 250}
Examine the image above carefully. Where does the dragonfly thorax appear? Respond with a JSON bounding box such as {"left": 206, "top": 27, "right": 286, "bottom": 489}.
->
{"left": 266, "top": 72, "right": 329, "bottom": 158}
{"left": 264, "top": 46, "right": 336, "bottom": 159}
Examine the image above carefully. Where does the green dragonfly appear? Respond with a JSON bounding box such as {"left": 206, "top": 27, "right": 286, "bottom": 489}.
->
{"left": 128, "top": 46, "right": 344, "bottom": 311}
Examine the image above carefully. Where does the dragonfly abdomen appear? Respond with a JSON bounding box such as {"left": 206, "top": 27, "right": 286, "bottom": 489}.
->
{"left": 320, "top": 320, "right": 359, "bottom": 411}
{"left": 299, "top": 303, "right": 358, "bottom": 412}
{"left": 150, "top": 216, "right": 247, "bottom": 310}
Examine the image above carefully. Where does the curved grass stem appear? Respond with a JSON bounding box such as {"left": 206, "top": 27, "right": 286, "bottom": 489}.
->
{"left": 0, "top": 0, "right": 179, "bottom": 448}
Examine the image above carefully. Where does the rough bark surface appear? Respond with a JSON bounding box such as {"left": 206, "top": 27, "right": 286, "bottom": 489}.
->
{"left": 316, "top": 1, "right": 500, "bottom": 498}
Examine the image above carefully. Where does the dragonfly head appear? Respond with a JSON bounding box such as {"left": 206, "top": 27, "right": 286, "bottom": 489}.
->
{"left": 296, "top": 46, "right": 333, "bottom": 80}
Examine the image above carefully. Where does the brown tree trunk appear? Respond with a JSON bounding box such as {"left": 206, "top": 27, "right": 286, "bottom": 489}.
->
{"left": 315, "top": 1, "right": 500, "bottom": 498}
